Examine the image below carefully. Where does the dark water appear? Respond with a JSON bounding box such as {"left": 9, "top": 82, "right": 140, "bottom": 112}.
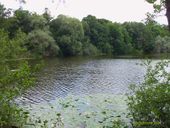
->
{"left": 17, "top": 57, "right": 146, "bottom": 105}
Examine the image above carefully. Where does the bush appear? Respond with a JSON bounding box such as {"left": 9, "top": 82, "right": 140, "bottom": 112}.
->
{"left": 128, "top": 60, "right": 170, "bottom": 128}
{"left": 0, "top": 29, "right": 36, "bottom": 127}
{"left": 0, "top": 63, "right": 35, "bottom": 128}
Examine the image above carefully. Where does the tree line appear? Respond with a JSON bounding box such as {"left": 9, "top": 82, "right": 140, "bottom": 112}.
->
{"left": 0, "top": 3, "right": 170, "bottom": 58}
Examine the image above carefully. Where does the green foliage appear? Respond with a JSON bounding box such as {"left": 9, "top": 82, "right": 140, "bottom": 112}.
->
{"left": 123, "top": 22, "right": 155, "bottom": 54}
{"left": 108, "top": 23, "right": 130, "bottom": 55}
{"left": 30, "top": 14, "right": 48, "bottom": 31}
{"left": 58, "top": 35, "right": 82, "bottom": 56}
{"left": 4, "top": 9, "right": 48, "bottom": 37}
{"left": 13, "top": 9, "right": 32, "bottom": 33}
{"left": 82, "top": 15, "right": 112, "bottom": 54}
{"left": 0, "top": 3, "right": 11, "bottom": 25}
{"left": 0, "top": 29, "right": 36, "bottom": 127}
{"left": 82, "top": 39, "right": 99, "bottom": 56}
{"left": 154, "top": 36, "right": 170, "bottom": 53}
{"left": 128, "top": 60, "right": 170, "bottom": 128}
{"left": 0, "top": 62, "right": 34, "bottom": 127}
{"left": 145, "top": 0, "right": 170, "bottom": 30}
{"left": 1, "top": 3, "right": 169, "bottom": 57}
{"left": 0, "top": 4, "right": 6, "bottom": 18}
{"left": 26, "top": 30, "right": 60, "bottom": 57}
{"left": 0, "top": 29, "right": 27, "bottom": 60}
{"left": 146, "top": 0, "right": 165, "bottom": 13}
{"left": 146, "top": 22, "right": 169, "bottom": 37}
{"left": 50, "top": 15, "right": 84, "bottom": 56}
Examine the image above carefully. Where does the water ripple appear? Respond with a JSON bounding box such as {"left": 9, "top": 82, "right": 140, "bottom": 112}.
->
{"left": 16, "top": 58, "right": 146, "bottom": 105}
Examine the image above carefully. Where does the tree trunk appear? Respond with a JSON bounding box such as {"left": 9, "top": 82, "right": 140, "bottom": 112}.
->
{"left": 166, "top": 0, "right": 170, "bottom": 30}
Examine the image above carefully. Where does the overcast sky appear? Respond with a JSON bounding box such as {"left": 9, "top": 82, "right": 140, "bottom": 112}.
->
{"left": 0, "top": 0, "right": 168, "bottom": 24}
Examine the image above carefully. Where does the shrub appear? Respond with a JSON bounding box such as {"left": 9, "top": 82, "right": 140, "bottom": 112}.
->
{"left": 0, "top": 29, "right": 36, "bottom": 127}
{"left": 128, "top": 60, "right": 170, "bottom": 128}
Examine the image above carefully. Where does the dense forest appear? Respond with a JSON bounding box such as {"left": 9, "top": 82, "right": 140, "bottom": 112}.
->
{"left": 0, "top": 3, "right": 170, "bottom": 58}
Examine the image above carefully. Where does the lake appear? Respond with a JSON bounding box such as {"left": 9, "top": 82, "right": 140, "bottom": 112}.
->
{"left": 17, "top": 57, "right": 147, "bottom": 105}
{"left": 16, "top": 57, "right": 167, "bottom": 127}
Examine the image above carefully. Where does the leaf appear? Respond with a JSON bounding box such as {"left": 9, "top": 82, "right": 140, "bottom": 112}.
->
{"left": 146, "top": 0, "right": 157, "bottom": 4}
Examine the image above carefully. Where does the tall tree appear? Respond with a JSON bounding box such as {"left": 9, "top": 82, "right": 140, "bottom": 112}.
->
{"left": 50, "top": 15, "right": 84, "bottom": 56}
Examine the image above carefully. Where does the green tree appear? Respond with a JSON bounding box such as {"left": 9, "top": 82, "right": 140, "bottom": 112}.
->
{"left": 30, "top": 13, "right": 48, "bottom": 31}
{"left": 108, "top": 23, "right": 130, "bottom": 55}
{"left": 82, "top": 15, "right": 114, "bottom": 54}
{"left": 6, "top": 9, "right": 48, "bottom": 37}
{"left": 154, "top": 35, "right": 170, "bottom": 53}
{"left": 0, "top": 3, "right": 12, "bottom": 31}
{"left": 50, "top": 15, "right": 84, "bottom": 56}
{"left": 123, "top": 22, "right": 155, "bottom": 54}
{"left": 0, "top": 4, "right": 11, "bottom": 20}
{"left": 13, "top": 9, "right": 32, "bottom": 33}
{"left": 146, "top": 21, "right": 170, "bottom": 37}
{"left": 83, "top": 15, "right": 134, "bottom": 55}
{"left": 26, "top": 30, "right": 60, "bottom": 57}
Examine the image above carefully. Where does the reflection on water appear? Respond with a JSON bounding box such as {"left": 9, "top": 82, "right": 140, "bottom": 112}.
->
{"left": 17, "top": 57, "right": 146, "bottom": 105}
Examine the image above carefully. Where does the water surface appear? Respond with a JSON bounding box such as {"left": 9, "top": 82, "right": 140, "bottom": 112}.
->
{"left": 17, "top": 57, "right": 146, "bottom": 105}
